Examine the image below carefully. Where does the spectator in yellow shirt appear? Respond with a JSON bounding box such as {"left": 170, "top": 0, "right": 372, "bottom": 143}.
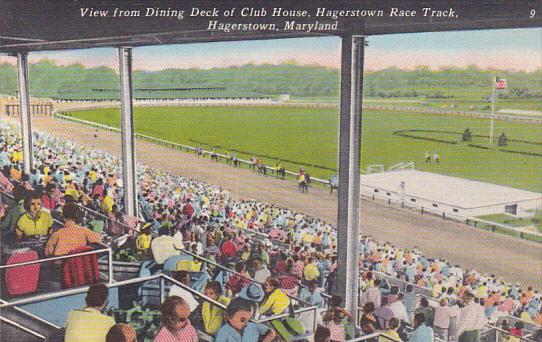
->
{"left": 380, "top": 317, "right": 402, "bottom": 342}
{"left": 260, "top": 277, "right": 290, "bottom": 316}
{"left": 197, "top": 281, "right": 231, "bottom": 336}
{"left": 11, "top": 149, "right": 23, "bottom": 163}
{"left": 65, "top": 182, "right": 80, "bottom": 201}
{"left": 88, "top": 168, "right": 98, "bottom": 182}
{"left": 301, "top": 230, "right": 314, "bottom": 245}
{"left": 101, "top": 190, "right": 115, "bottom": 213}
{"left": 65, "top": 283, "right": 115, "bottom": 342}
{"left": 303, "top": 257, "right": 320, "bottom": 282}
{"left": 16, "top": 192, "right": 53, "bottom": 242}
{"left": 136, "top": 224, "right": 153, "bottom": 255}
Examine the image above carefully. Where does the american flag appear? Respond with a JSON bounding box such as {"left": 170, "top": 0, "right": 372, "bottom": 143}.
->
{"left": 495, "top": 77, "right": 507, "bottom": 89}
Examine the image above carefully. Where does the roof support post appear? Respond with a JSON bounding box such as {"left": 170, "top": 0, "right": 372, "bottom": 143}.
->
{"left": 118, "top": 47, "right": 137, "bottom": 217}
{"left": 17, "top": 52, "right": 33, "bottom": 174}
{"left": 336, "top": 35, "right": 364, "bottom": 323}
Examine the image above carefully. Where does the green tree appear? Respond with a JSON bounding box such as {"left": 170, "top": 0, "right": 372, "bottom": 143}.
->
{"left": 462, "top": 128, "right": 472, "bottom": 142}
{"left": 498, "top": 133, "right": 508, "bottom": 147}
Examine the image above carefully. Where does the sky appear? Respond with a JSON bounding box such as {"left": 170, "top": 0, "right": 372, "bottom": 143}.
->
{"left": 0, "top": 28, "right": 540, "bottom": 71}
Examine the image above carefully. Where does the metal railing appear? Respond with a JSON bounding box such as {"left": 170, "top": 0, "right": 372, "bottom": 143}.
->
{"left": 0, "top": 298, "right": 62, "bottom": 330}
{"left": 76, "top": 202, "right": 139, "bottom": 236}
{"left": 0, "top": 187, "right": 17, "bottom": 203}
{"left": 0, "top": 243, "right": 114, "bottom": 285}
{"left": 0, "top": 298, "right": 62, "bottom": 341}
{"left": 482, "top": 325, "right": 538, "bottom": 342}
{"left": 346, "top": 331, "right": 402, "bottom": 342}
{"left": 465, "top": 217, "right": 542, "bottom": 240}
{"left": 370, "top": 270, "right": 434, "bottom": 298}
{"left": 0, "top": 316, "right": 47, "bottom": 340}
{"left": 230, "top": 224, "right": 291, "bottom": 250}
{"left": 0, "top": 184, "right": 138, "bottom": 245}
{"left": 177, "top": 250, "right": 320, "bottom": 334}
{"left": 179, "top": 249, "right": 314, "bottom": 308}
{"left": 160, "top": 273, "right": 228, "bottom": 310}
{"left": 0, "top": 273, "right": 318, "bottom": 337}
{"left": 0, "top": 192, "right": 114, "bottom": 283}
{"left": 254, "top": 304, "right": 319, "bottom": 334}
{"left": 53, "top": 113, "right": 121, "bottom": 133}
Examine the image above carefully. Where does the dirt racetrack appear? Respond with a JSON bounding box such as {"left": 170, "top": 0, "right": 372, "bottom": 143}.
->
{"left": 26, "top": 116, "right": 542, "bottom": 288}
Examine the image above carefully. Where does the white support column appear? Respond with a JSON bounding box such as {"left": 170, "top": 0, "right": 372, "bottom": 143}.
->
{"left": 118, "top": 47, "right": 137, "bottom": 217}
{"left": 336, "top": 35, "right": 364, "bottom": 323}
{"left": 17, "top": 52, "right": 33, "bottom": 174}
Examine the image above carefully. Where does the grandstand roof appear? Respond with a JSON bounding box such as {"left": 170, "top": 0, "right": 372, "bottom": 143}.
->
{"left": 1, "top": 0, "right": 540, "bottom": 53}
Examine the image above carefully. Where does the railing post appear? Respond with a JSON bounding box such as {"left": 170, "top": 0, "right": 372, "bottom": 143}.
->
{"left": 17, "top": 52, "right": 33, "bottom": 174}
{"left": 312, "top": 306, "right": 317, "bottom": 333}
{"left": 160, "top": 277, "right": 165, "bottom": 304}
{"left": 108, "top": 247, "right": 114, "bottom": 284}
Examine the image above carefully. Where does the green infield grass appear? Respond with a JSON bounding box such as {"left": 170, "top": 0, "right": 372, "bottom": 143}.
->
{"left": 66, "top": 106, "right": 542, "bottom": 192}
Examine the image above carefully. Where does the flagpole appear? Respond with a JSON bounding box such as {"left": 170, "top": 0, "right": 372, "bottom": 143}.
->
{"left": 489, "top": 76, "right": 496, "bottom": 147}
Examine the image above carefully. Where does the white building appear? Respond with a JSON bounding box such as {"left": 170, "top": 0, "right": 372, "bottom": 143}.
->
{"left": 279, "top": 94, "right": 290, "bottom": 102}
{"left": 360, "top": 170, "right": 542, "bottom": 218}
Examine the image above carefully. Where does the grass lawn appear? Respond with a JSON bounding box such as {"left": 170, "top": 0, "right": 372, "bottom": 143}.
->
{"left": 67, "top": 106, "right": 542, "bottom": 192}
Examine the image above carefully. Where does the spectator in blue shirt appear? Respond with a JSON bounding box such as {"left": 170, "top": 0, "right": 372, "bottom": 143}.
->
{"left": 214, "top": 298, "right": 276, "bottom": 342}
{"left": 410, "top": 313, "right": 434, "bottom": 342}
{"left": 299, "top": 280, "right": 324, "bottom": 308}
{"left": 0, "top": 147, "right": 10, "bottom": 168}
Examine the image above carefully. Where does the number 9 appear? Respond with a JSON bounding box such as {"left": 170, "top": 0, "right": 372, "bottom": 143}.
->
{"left": 530, "top": 9, "right": 536, "bottom": 18}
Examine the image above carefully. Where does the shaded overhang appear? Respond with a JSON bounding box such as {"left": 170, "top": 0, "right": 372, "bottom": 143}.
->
{"left": 1, "top": 0, "right": 540, "bottom": 53}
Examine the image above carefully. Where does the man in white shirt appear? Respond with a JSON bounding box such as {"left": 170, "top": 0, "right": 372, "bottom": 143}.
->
{"left": 192, "top": 221, "right": 205, "bottom": 243}
{"left": 360, "top": 279, "right": 382, "bottom": 309}
{"left": 253, "top": 257, "right": 271, "bottom": 283}
{"left": 168, "top": 271, "right": 199, "bottom": 312}
{"left": 388, "top": 293, "right": 410, "bottom": 324}
{"left": 456, "top": 293, "right": 487, "bottom": 342}
{"left": 151, "top": 226, "right": 183, "bottom": 264}
{"left": 448, "top": 303, "right": 461, "bottom": 342}
{"left": 433, "top": 298, "right": 452, "bottom": 341}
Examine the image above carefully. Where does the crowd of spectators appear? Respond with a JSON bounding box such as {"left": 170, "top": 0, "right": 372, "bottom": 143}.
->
{"left": 1, "top": 118, "right": 541, "bottom": 342}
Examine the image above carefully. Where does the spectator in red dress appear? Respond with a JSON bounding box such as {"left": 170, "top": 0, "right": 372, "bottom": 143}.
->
{"left": 182, "top": 199, "right": 194, "bottom": 218}
{"left": 220, "top": 233, "right": 238, "bottom": 259}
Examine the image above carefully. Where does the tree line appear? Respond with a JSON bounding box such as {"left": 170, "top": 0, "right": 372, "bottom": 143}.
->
{"left": 0, "top": 60, "right": 540, "bottom": 100}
